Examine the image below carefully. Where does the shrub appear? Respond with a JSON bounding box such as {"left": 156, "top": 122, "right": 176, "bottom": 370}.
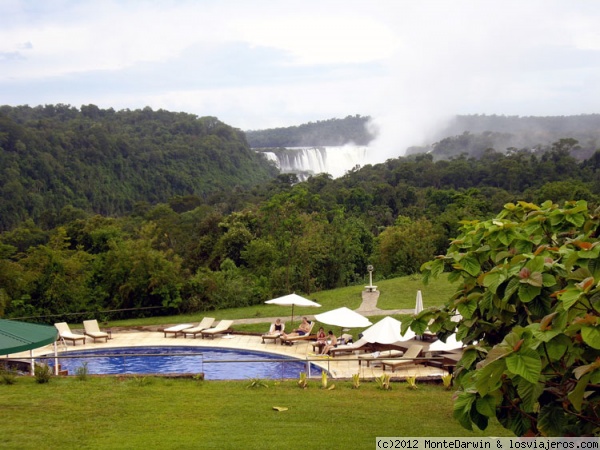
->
{"left": 0, "top": 367, "right": 17, "bottom": 385}
{"left": 34, "top": 364, "right": 52, "bottom": 384}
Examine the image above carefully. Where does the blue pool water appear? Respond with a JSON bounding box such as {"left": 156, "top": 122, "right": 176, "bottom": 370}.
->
{"left": 46, "top": 346, "right": 323, "bottom": 380}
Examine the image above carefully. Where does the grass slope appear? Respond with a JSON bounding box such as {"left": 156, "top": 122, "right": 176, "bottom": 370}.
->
{"left": 107, "top": 274, "right": 457, "bottom": 333}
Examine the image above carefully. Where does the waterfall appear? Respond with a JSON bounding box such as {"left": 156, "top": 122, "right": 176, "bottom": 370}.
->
{"left": 257, "top": 145, "right": 369, "bottom": 179}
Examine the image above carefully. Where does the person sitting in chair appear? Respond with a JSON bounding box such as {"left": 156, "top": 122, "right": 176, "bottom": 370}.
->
{"left": 315, "top": 326, "right": 327, "bottom": 353}
{"left": 267, "top": 318, "right": 284, "bottom": 335}
{"left": 282, "top": 317, "right": 311, "bottom": 338}
{"left": 321, "top": 330, "right": 338, "bottom": 355}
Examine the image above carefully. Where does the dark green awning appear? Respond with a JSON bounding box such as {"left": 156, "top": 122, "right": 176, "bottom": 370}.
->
{"left": 0, "top": 319, "right": 58, "bottom": 355}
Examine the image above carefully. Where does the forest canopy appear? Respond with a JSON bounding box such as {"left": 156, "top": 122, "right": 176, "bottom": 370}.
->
{"left": 245, "top": 114, "right": 375, "bottom": 147}
{"left": 0, "top": 104, "right": 279, "bottom": 230}
{"left": 1, "top": 105, "right": 599, "bottom": 324}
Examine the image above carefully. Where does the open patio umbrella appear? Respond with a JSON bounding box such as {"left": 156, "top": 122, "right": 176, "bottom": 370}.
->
{"left": 0, "top": 319, "right": 57, "bottom": 355}
{"left": 428, "top": 334, "right": 464, "bottom": 352}
{"left": 314, "top": 307, "right": 372, "bottom": 336}
{"left": 361, "top": 316, "right": 415, "bottom": 345}
{"left": 265, "top": 293, "right": 321, "bottom": 326}
{"left": 0, "top": 319, "right": 58, "bottom": 375}
{"left": 414, "top": 290, "right": 424, "bottom": 315}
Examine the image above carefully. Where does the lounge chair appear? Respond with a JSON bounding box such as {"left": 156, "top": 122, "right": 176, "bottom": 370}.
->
{"left": 311, "top": 333, "right": 353, "bottom": 353}
{"left": 380, "top": 344, "right": 424, "bottom": 372}
{"left": 83, "top": 320, "right": 110, "bottom": 343}
{"left": 358, "top": 349, "right": 404, "bottom": 367}
{"left": 163, "top": 323, "right": 194, "bottom": 338}
{"left": 181, "top": 318, "right": 216, "bottom": 339}
{"left": 200, "top": 320, "right": 234, "bottom": 339}
{"left": 54, "top": 322, "right": 86, "bottom": 346}
{"left": 329, "top": 338, "right": 369, "bottom": 357}
{"left": 280, "top": 320, "right": 315, "bottom": 345}
{"left": 262, "top": 322, "right": 286, "bottom": 344}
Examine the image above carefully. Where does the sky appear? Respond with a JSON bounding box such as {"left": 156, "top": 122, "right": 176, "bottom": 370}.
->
{"left": 2, "top": 0, "right": 600, "bottom": 161}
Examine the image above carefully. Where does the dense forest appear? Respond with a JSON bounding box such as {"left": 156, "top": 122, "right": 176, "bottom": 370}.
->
{"left": 1, "top": 105, "right": 599, "bottom": 323}
{"left": 245, "top": 115, "right": 374, "bottom": 147}
{"left": 0, "top": 104, "right": 278, "bottom": 231}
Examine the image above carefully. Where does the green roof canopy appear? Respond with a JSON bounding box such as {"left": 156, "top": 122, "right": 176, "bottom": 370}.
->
{"left": 0, "top": 319, "right": 58, "bottom": 355}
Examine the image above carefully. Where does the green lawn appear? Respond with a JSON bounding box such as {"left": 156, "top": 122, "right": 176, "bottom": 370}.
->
{"left": 0, "top": 377, "right": 512, "bottom": 449}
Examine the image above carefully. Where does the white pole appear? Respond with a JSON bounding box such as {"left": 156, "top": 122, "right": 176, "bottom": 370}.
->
{"left": 30, "top": 349, "right": 34, "bottom": 376}
{"left": 54, "top": 341, "right": 58, "bottom": 376}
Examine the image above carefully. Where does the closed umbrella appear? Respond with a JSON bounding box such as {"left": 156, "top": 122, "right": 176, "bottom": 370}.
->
{"left": 361, "top": 316, "right": 415, "bottom": 345}
{"left": 265, "top": 293, "right": 321, "bottom": 326}
{"left": 414, "top": 290, "right": 424, "bottom": 315}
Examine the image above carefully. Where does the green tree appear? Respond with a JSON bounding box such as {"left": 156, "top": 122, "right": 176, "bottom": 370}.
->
{"left": 374, "top": 216, "right": 441, "bottom": 277}
{"left": 97, "top": 224, "right": 183, "bottom": 316}
{"left": 185, "top": 259, "right": 263, "bottom": 310}
{"left": 411, "top": 200, "right": 600, "bottom": 436}
{"left": 13, "top": 227, "right": 95, "bottom": 318}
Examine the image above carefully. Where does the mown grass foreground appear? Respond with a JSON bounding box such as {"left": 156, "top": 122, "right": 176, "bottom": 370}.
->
{"left": 1, "top": 377, "right": 512, "bottom": 449}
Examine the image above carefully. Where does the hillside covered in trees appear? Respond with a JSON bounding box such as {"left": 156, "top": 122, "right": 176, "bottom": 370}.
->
{"left": 245, "top": 115, "right": 374, "bottom": 147}
{"left": 1, "top": 104, "right": 599, "bottom": 322}
{"left": 0, "top": 104, "right": 279, "bottom": 231}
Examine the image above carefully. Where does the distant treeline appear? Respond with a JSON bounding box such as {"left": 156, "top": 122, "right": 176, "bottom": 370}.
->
{"left": 0, "top": 104, "right": 278, "bottom": 231}
{"left": 246, "top": 113, "right": 600, "bottom": 161}
{"left": 409, "top": 114, "right": 600, "bottom": 160}
{"left": 245, "top": 115, "right": 375, "bottom": 147}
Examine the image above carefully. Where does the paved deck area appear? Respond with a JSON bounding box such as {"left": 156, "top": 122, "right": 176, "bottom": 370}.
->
{"left": 5, "top": 289, "right": 451, "bottom": 381}
{"left": 9, "top": 328, "right": 449, "bottom": 381}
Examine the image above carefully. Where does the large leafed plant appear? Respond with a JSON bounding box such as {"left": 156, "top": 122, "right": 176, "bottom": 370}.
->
{"left": 406, "top": 200, "right": 600, "bottom": 436}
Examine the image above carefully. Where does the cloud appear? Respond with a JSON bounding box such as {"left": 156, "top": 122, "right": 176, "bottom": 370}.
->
{"left": 1, "top": 0, "right": 600, "bottom": 163}
{"left": 233, "top": 15, "right": 399, "bottom": 66}
{"left": 365, "top": 0, "right": 600, "bottom": 161}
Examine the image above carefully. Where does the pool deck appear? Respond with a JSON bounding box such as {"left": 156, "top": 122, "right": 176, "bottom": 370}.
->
{"left": 8, "top": 327, "right": 449, "bottom": 381}
{"left": 5, "top": 290, "right": 453, "bottom": 381}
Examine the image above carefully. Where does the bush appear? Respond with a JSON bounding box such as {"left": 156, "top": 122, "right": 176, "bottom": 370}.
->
{"left": 34, "top": 364, "right": 52, "bottom": 384}
{"left": 0, "top": 367, "right": 17, "bottom": 385}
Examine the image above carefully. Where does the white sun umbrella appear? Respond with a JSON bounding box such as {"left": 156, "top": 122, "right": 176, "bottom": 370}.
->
{"left": 265, "top": 293, "right": 321, "bottom": 326}
{"left": 314, "top": 307, "right": 372, "bottom": 336}
{"left": 414, "top": 290, "right": 424, "bottom": 315}
{"left": 361, "top": 316, "right": 416, "bottom": 345}
{"left": 428, "top": 334, "right": 464, "bottom": 353}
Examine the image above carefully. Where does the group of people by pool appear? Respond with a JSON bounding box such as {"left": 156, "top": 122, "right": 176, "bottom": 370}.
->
{"left": 265, "top": 317, "right": 338, "bottom": 355}
{"left": 314, "top": 326, "right": 337, "bottom": 355}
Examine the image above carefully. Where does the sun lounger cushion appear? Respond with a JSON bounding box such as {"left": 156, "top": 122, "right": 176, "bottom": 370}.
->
{"left": 181, "top": 318, "right": 216, "bottom": 338}
{"left": 163, "top": 323, "right": 194, "bottom": 338}
{"left": 54, "top": 322, "right": 86, "bottom": 345}
{"left": 83, "top": 320, "right": 109, "bottom": 343}
{"left": 381, "top": 344, "right": 424, "bottom": 372}
{"left": 329, "top": 338, "right": 369, "bottom": 356}
{"left": 200, "top": 320, "right": 234, "bottom": 339}
{"left": 262, "top": 323, "right": 285, "bottom": 344}
{"left": 280, "top": 321, "right": 315, "bottom": 345}
{"left": 358, "top": 349, "right": 404, "bottom": 367}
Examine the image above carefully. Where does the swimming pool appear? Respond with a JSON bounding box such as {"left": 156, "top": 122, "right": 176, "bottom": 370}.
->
{"left": 45, "top": 346, "right": 324, "bottom": 380}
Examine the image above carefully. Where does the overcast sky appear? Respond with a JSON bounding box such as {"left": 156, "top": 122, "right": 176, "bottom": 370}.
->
{"left": 2, "top": 0, "right": 600, "bottom": 159}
